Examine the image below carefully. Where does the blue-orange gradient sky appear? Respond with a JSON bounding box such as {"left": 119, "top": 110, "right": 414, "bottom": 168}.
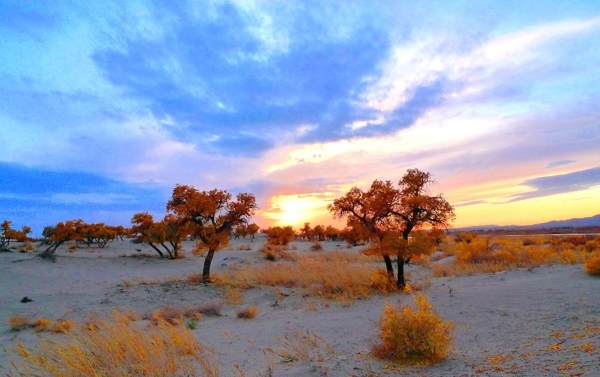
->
{"left": 1, "top": 1, "right": 600, "bottom": 234}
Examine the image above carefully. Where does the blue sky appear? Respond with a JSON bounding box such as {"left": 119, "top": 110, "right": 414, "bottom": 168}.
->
{"left": 1, "top": 0, "right": 600, "bottom": 234}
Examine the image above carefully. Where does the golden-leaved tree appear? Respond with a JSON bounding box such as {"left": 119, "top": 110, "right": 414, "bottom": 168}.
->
{"left": 166, "top": 185, "right": 257, "bottom": 282}
{"left": 329, "top": 169, "right": 455, "bottom": 288}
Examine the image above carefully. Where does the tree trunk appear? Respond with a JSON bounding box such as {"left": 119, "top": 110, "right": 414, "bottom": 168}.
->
{"left": 383, "top": 255, "right": 394, "bottom": 281}
{"left": 397, "top": 256, "right": 406, "bottom": 289}
{"left": 203, "top": 249, "right": 216, "bottom": 283}
{"left": 148, "top": 243, "right": 165, "bottom": 258}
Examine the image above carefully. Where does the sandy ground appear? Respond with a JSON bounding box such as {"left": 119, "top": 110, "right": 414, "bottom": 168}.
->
{"left": 1, "top": 236, "right": 599, "bottom": 376}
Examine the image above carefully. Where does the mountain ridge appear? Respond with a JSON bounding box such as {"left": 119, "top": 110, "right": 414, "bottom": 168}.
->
{"left": 453, "top": 214, "right": 600, "bottom": 231}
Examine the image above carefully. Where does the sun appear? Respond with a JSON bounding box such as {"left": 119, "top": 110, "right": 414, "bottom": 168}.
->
{"left": 260, "top": 193, "right": 332, "bottom": 228}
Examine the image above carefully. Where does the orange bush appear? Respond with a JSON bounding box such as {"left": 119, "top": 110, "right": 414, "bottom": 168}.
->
{"left": 584, "top": 251, "right": 600, "bottom": 275}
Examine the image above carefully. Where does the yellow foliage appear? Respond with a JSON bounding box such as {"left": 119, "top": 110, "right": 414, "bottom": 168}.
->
{"left": 372, "top": 294, "right": 454, "bottom": 365}
{"left": 370, "top": 269, "right": 398, "bottom": 293}
{"left": 33, "top": 318, "right": 53, "bottom": 332}
{"left": 584, "top": 251, "right": 600, "bottom": 275}
{"left": 49, "top": 319, "right": 75, "bottom": 334}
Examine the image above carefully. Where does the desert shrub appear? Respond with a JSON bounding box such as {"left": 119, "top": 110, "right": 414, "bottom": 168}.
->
{"left": 9, "top": 315, "right": 219, "bottom": 377}
{"left": 8, "top": 315, "right": 34, "bottom": 331}
{"left": 455, "top": 238, "right": 492, "bottom": 264}
{"left": 33, "top": 318, "right": 53, "bottom": 332}
{"left": 148, "top": 305, "right": 184, "bottom": 325}
{"left": 410, "top": 253, "right": 431, "bottom": 267}
{"left": 583, "top": 240, "right": 599, "bottom": 253}
{"left": 454, "top": 232, "right": 477, "bottom": 244}
{"left": 236, "top": 306, "right": 258, "bottom": 319}
{"left": 8, "top": 316, "right": 75, "bottom": 333}
{"left": 584, "top": 251, "right": 600, "bottom": 276}
{"left": 259, "top": 243, "right": 296, "bottom": 261}
{"left": 564, "top": 235, "right": 588, "bottom": 247}
{"left": 370, "top": 269, "right": 399, "bottom": 293}
{"left": 310, "top": 241, "right": 323, "bottom": 251}
{"left": 184, "top": 302, "right": 222, "bottom": 318}
{"left": 49, "top": 319, "right": 75, "bottom": 334}
{"left": 372, "top": 294, "right": 454, "bottom": 365}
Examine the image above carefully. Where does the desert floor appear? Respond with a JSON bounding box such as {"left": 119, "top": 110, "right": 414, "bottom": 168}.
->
{"left": 1, "top": 236, "right": 599, "bottom": 376}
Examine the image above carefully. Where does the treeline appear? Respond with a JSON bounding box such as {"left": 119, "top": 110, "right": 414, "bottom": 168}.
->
{"left": 0, "top": 220, "right": 32, "bottom": 250}
{"left": 3, "top": 169, "right": 456, "bottom": 288}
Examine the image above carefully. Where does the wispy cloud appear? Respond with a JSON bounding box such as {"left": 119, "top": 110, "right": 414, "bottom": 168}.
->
{"left": 510, "top": 166, "right": 600, "bottom": 202}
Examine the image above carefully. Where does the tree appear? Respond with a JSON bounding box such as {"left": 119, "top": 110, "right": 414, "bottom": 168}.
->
{"left": 329, "top": 169, "right": 455, "bottom": 288}
{"left": 166, "top": 185, "right": 256, "bottom": 283}
{"left": 41, "top": 220, "right": 82, "bottom": 257}
{"left": 391, "top": 169, "right": 455, "bottom": 288}
{"left": 300, "top": 222, "right": 313, "bottom": 241}
{"left": 1, "top": 220, "right": 14, "bottom": 250}
{"left": 264, "top": 226, "right": 295, "bottom": 245}
{"left": 130, "top": 212, "right": 182, "bottom": 259}
{"left": 329, "top": 179, "right": 402, "bottom": 279}
{"left": 246, "top": 223, "right": 260, "bottom": 242}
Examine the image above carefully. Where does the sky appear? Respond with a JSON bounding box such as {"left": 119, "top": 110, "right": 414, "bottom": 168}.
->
{"left": 1, "top": 0, "right": 600, "bottom": 235}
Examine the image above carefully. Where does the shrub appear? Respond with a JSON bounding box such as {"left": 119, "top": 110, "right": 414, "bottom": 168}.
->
{"left": 9, "top": 316, "right": 219, "bottom": 377}
{"left": 8, "top": 315, "right": 33, "bottom": 331}
{"left": 310, "top": 241, "right": 323, "bottom": 251}
{"left": 584, "top": 240, "right": 599, "bottom": 253}
{"left": 148, "top": 305, "right": 184, "bottom": 325}
{"left": 372, "top": 294, "right": 455, "bottom": 365}
{"left": 236, "top": 306, "right": 258, "bottom": 319}
{"left": 259, "top": 244, "right": 296, "bottom": 261}
{"left": 584, "top": 251, "right": 600, "bottom": 276}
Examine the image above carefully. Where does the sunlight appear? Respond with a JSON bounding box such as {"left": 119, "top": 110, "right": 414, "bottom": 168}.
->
{"left": 259, "top": 193, "right": 333, "bottom": 228}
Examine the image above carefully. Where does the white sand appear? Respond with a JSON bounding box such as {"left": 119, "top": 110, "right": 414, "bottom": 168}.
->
{"left": 1, "top": 236, "right": 599, "bottom": 376}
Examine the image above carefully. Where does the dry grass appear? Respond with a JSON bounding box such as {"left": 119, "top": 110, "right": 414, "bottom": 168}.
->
{"left": 148, "top": 305, "right": 184, "bottom": 325}
{"left": 8, "top": 316, "right": 74, "bottom": 334}
{"left": 266, "top": 329, "right": 335, "bottom": 373}
{"left": 435, "top": 235, "right": 591, "bottom": 277}
{"left": 372, "top": 294, "right": 455, "bottom": 365}
{"left": 216, "top": 251, "right": 400, "bottom": 301}
{"left": 236, "top": 306, "right": 258, "bottom": 319}
{"left": 224, "top": 286, "right": 244, "bottom": 305}
{"left": 148, "top": 303, "right": 223, "bottom": 324}
{"left": 7, "top": 312, "right": 219, "bottom": 377}
{"left": 258, "top": 244, "right": 297, "bottom": 261}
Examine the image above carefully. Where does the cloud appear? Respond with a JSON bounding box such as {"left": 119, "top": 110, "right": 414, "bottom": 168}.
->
{"left": 89, "top": 1, "right": 397, "bottom": 155}
{"left": 510, "top": 166, "right": 600, "bottom": 202}
{"left": 547, "top": 160, "right": 576, "bottom": 169}
{"left": 50, "top": 193, "right": 135, "bottom": 205}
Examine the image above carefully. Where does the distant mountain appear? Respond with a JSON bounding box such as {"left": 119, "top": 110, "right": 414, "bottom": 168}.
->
{"left": 453, "top": 214, "right": 600, "bottom": 232}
